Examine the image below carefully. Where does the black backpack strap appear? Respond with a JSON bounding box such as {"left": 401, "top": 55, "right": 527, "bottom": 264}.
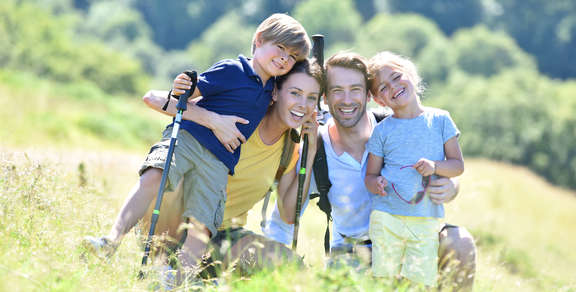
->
{"left": 311, "top": 134, "right": 333, "bottom": 255}
{"left": 260, "top": 129, "right": 296, "bottom": 229}
{"left": 372, "top": 110, "right": 388, "bottom": 123}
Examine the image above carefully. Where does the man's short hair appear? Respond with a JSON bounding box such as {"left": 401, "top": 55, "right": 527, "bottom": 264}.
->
{"left": 325, "top": 52, "right": 371, "bottom": 89}
{"left": 251, "top": 13, "right": 311, "bottom": 62}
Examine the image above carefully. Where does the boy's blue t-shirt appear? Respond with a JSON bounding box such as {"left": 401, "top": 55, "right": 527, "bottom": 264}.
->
{"left": 172, "top": 55, "right": 275, "bottom": 174}
{"left": 365, "top": 107, "right": 460, "bottom": 218}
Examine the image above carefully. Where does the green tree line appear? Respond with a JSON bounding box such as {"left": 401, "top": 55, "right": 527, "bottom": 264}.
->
{"left": 2, "top": 0, "right": 575, "bottom": 189}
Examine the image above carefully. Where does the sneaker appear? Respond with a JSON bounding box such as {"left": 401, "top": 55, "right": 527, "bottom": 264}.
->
{"left": 149, "top": 264, "right": 205, "bottom": 291}
{"left": 82, "top": 236, "right": 117, "bottom": 258}
{"left": 154, "top": 264, "right": 179, "bottom": 291}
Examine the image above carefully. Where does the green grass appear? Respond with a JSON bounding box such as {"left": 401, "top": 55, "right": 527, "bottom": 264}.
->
{"left": 2, "top": 152, "right": 575, "bottom": 291}
{"left": 1, "top": 74, "right": 576, "bottom": 291}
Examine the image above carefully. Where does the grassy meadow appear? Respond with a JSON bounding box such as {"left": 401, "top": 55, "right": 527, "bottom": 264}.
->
{"left": 1, "top": 76, "right": 575, "bottom": 291}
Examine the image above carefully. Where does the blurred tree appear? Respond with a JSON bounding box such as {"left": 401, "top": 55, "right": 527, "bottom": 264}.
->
{"left": 485, "top": 0, "right": 576, "bottom": 79}
{"left": 428, "top": 69, "right": 576, "bottom": 189}
{"left": 72, "top": 0, "right": 90, "bottom": 10}
{"left": 0, "top": 1, "right": 147, "bottom": 94}
{"left": 237, "top": 0, "right": 302, "bottom": 24}
{"left": 28, "top": 0, "right": 76, "bottom": 14}
{"left": 78, "top": 1, "right": 151, "bottom": 43}
{"left": 293, "top": 0, "right": 362, "bottom": 49}
{"left": 134, "top": 0, "right": 242, "bottom": 50}
{"left": 386, "top": 0, "right": 484, "bottom": 35}
{"left": 186, "top": 12, "right": 256, "bottom": 72}
{"left": 75, "top": 1, "right": 165, "bottom": 77}
{"left": 416, "top": 40, "right": 454, "bottom": 85}
{"left": 449, "top": 26, "right": 535, "bottom": 77}
{"left": 353, "top": 0, "right": 376, "bottom": 21}
{"left": 356, "top": 13, "right": 446, "bottom": 60}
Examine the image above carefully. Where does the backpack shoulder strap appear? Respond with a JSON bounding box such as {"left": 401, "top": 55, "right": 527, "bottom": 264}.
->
{"left": 260, "top": 130, "right": 296, "bottom": 229}
{"left": 311, "top": 134, "right": 333, "bottom": 254}
{"left": 372, "top": 110, "right": 388, "bottom": 123}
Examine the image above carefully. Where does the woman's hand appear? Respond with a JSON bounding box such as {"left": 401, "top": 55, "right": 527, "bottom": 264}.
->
{"left": 414, "top": 158, "right": 436, "bottom": 176}
{"left": 301, "top": 113, "right": 319, "bottom": 157}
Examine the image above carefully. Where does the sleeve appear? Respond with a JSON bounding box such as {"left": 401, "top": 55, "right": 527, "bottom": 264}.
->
{"left": 365, "top": 123, "right": 386, "bottom": 157}
{"left": 196, "top": 59, "right": 239, "bottom": 97}
{"left": 441, "top": 111, "right": 461, "bottom": 143}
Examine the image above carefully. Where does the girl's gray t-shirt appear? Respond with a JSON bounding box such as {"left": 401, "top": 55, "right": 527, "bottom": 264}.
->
{"left": 366, "top": 107, "right": 460, "bottom": 218}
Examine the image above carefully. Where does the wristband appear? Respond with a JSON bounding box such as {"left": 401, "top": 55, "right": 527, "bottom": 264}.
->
{"left": 161, "top": 90, "right": 172, "bottom": 111}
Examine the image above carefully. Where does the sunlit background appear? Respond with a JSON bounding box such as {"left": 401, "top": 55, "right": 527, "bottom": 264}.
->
{"left": 1, "top": 0, "right": 575, "bottom": 291}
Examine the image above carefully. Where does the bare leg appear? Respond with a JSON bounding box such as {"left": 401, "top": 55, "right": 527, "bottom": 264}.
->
{"left": 107, "top": 168, "right": 163, "bottom": 243}
{"left": 223, "top": 233, "right": 299, "bottom": 276}
{"left": 438, "top": 225, "right": 477, "bottom": 291}
{"left": 177, "top": 222, "right": 211, "bottom": 280}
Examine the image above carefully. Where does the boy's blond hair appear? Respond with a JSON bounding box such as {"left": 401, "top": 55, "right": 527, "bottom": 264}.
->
{"left": 251, "top": 13, "right": 310, "bottom": 61}
{"left": 368, "top": 51, "right": 424, "bottom": 95}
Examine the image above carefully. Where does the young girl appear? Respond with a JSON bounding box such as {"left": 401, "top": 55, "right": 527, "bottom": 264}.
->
{"left": 364, "top": 51, "right": 464, "bottom": 287}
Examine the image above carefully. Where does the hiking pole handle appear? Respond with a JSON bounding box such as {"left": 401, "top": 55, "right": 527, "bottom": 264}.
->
{"left": 292, "top": 134, "right": 309, "bottom": 250}
{"left": 311, "top": 34, "right": 325, "bottom": 108}
{"left": 139, "top": 70, "right": 197, "bottom": 277}
{"left": 175, "top": 71, "right": 197, "bottom": 112}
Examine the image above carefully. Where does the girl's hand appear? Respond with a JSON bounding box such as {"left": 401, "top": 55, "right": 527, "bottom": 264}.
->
{"left": 414, "top": 158, "right": 436, "bottom": 176}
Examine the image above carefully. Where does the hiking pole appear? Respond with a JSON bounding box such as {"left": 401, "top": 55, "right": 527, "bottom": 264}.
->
{"left": 292, "top": 34, "right": 324, "bottom": 251}
{"left": 138, "top": 70, "right": 197, "bottom": 279}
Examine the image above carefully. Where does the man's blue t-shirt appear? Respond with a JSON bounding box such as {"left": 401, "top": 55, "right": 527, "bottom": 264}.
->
{"left": 172, "top": 55, "right": 275, "bottom": 174}
{"left": 365, "top": 107, "right": 460, "bottom": 218}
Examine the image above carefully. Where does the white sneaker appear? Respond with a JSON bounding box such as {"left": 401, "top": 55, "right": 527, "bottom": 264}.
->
{"left": 82, "top": 236, "right": 117, "bottom": 258}
{"left": 156, "top": 265, "right": 178, "bottom": 291}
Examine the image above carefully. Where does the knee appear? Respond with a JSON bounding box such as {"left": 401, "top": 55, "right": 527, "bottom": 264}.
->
{"left": 139, "top": 168, "right": 163, "bottom": 188}
{"left": 440, "top": 226, "right": 477, "bottom": 267}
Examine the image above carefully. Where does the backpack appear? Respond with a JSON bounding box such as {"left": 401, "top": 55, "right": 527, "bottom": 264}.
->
{"left": 310, "top": 111, "right": 388, "bottom": 254}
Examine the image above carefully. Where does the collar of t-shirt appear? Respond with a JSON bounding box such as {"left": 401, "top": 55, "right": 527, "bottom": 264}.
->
{"left": 238, "top": 54, "right": 273, "bottom": 87}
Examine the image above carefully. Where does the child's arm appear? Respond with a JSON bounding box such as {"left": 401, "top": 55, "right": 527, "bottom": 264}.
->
{"left": 142, "top": 90, "right": 248, "bottom": 153}
{"left": 365, "top": 153, "right": 388, "bottom": 196}
{"left": 414, "top": 136, "right": 464, "bottom": 178}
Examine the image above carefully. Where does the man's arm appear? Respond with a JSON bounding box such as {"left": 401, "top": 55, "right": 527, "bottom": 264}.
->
{"left": 365, "top": 153, "right": 388, "bottom": 196}
{"left": 142, "top": 90, "right": 248, "bottom": 153}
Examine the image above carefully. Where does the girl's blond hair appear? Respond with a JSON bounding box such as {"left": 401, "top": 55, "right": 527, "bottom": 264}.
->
{"left": 369, "top": 51, "right": 424, "bottom": 95}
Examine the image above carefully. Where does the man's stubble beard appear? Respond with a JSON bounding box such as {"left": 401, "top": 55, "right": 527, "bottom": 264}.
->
{"left": 329, "top": 101, "right": 368, "bottom": 129}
